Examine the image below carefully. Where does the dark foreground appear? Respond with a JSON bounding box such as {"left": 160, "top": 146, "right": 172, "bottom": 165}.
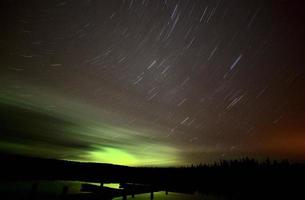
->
{"left": 0, "top": 153, "right": 304, "bottom": 199}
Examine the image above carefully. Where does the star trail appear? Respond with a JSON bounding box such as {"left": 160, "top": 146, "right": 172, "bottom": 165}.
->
{"left": 0, "top": 0, "right": 305, "bottom": 166}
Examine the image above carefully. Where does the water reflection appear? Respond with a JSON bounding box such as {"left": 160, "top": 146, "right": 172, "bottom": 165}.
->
{"left": 112, "top": 191, "right": 224, "bottom": 200}
{"left": 0, "top": 181, "right": 226, "bottom": 200}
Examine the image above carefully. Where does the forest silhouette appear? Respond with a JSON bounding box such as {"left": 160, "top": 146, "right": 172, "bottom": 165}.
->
{"left": 0, "top": 153, "right": 304, "bottom": 199}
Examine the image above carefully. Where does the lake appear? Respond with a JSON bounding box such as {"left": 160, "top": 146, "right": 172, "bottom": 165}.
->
{"left": 113, "top": 191, "right": 226, "bottom": 200}
{"left": 0, "top": 181, "right": 226, "bottom": 199}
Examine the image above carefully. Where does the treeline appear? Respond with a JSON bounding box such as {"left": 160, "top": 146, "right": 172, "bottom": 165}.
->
{"left": 0, "top": 153, "right": 304, "bottom": 198}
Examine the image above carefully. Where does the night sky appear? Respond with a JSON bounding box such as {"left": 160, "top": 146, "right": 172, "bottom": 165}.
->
{"left": 1, "top": 0, "right": 305, "bottom": 166}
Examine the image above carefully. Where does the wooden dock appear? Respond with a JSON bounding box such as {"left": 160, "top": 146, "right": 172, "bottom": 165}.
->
{"left": 72, "top": 182, "right": 164, "bottom": 200}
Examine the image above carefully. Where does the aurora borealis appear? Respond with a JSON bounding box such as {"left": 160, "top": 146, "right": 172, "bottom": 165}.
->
{"left": 0, "top": 90, "right": 180, "bottom": 166}
{"left": 0, "top": 0, "right": 305, "bottom": 166}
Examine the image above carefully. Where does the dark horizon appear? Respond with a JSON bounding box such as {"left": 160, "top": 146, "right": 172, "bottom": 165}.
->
{"left": 1, "top": 153, "right": 305, "bottom": 199}
{"left": 2, "top": 151, "right": 304, "bottom": 168}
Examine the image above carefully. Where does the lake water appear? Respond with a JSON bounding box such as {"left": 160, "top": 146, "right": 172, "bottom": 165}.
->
{"left": 113, "top": 192, "right": 225, "bottom": 200}
{"left": 0, "top": 181, "right": 226, "bottom": 200}
{"left": 0, "top": 180, "right": 84, "bottom": 195}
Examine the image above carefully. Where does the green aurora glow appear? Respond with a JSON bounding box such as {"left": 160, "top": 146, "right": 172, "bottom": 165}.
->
{"left": 0, "top": 86, "right": 181, "bottom": 166}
